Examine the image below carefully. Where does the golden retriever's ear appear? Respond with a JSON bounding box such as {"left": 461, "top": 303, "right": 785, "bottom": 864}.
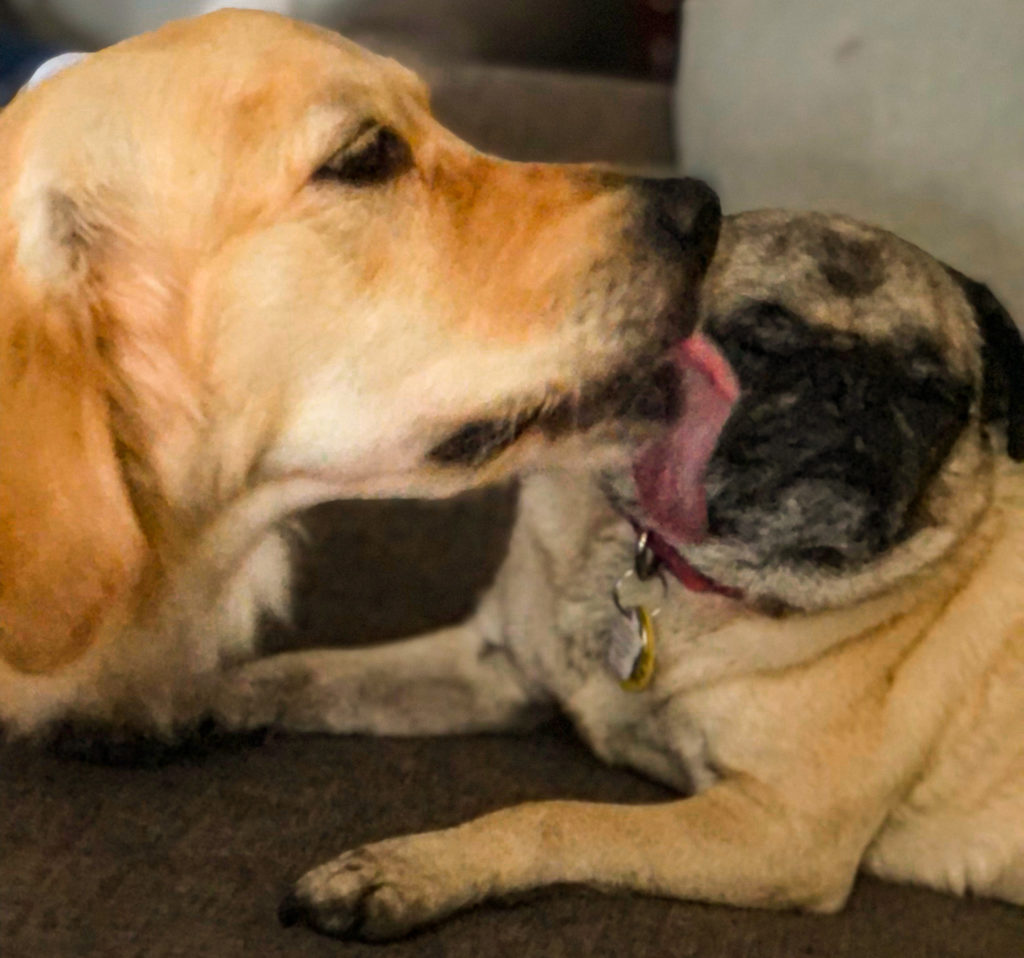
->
{"left": 0, "top": 188, "right": 148, "bottom": 674}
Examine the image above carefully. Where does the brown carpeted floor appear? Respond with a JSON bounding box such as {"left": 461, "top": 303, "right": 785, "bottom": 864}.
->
{"left": 3, "top": 488, "right": 1023, "bottom": 958}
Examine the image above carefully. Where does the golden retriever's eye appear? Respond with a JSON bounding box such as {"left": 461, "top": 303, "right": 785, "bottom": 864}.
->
{"left": 316, "top": 126, "right": 412, "bottom": 186}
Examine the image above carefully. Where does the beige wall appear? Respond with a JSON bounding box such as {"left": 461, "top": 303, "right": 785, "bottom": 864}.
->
{"left": 677, "top": 0, "right": 1024, "bottom": 319}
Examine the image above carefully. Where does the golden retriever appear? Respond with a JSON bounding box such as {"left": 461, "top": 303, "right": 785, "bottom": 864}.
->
{"left": 0, "top": 11, "right": 720, "bottom": 735}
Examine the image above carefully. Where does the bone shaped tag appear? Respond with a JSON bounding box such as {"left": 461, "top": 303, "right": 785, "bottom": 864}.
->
{"left": 607, "top": 605, "right": 657, "bottom": 692}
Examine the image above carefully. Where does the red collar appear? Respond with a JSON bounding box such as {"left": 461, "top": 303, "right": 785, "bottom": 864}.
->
{"left": 630, "top": 523, "right": 742, "bottom": 600}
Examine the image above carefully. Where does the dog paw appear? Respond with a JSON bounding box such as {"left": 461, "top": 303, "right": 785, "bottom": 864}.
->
{"left": 211, "top": 661, "right": 312, "bottom": 731}
{"left": 279, "top": 837, "right": 460, "bottom": 941}
{"left": 209, "top": 671, "right": 272, "bottom": 731}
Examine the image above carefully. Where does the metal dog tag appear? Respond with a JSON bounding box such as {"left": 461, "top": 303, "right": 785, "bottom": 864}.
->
{"left": 607, "top": 604, "right": 657, "bottom": 692}
{"left": 607, "top": 536, "right": 664, "bottom": 692}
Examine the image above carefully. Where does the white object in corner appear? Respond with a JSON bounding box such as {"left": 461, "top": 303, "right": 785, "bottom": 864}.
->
{"left": 676, "top": 0, "right": 1024, "bottom": 320}
{"left": 9, "top": 1, "right": 361, "bottom": 47}
{"left": 23, "top": 51, "right": 87, "bottom": 90}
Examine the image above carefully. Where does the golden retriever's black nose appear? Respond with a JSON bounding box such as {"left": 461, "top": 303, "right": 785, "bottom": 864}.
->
{"left": 639, "top": 177, "right": 722, "bottom": 276}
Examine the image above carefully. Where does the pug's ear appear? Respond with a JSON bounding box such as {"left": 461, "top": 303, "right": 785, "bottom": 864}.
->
{"left": 945, "top": 267, "right": 1024, "bottom": 460}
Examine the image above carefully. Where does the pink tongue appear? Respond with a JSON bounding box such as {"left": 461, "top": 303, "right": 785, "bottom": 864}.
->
{"left": 632, "top": 334, "right": 740, "bottom": 543}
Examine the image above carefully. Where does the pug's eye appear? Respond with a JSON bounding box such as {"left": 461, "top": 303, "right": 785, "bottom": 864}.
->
{"left": 315, "top": 126, "right": 412, "bottom": 186}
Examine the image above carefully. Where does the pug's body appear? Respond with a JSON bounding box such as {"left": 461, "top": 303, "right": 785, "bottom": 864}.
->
{"left": 222, "top": 210, "right": 1024, "bottom": 940}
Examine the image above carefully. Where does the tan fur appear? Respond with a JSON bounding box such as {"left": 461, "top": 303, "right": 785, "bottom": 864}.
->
{"left": 0, "top": 12, "right": 715, "bottom": 729}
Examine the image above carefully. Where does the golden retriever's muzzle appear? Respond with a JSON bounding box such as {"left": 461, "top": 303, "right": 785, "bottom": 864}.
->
{"left": 429, "top": 176, "right": 722, "bottom": 469}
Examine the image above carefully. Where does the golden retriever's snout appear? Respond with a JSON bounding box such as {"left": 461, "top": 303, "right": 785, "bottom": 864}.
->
{"left": 427, "top": 176, "right": 721, "bottom": 471}
{"left": 642, "top": 179, "right": 722, "bottom": 288}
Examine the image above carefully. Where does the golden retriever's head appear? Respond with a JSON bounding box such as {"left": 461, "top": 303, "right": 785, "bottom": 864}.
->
{"left": 0, "top": 11, "right": 719, "bottom": 673}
